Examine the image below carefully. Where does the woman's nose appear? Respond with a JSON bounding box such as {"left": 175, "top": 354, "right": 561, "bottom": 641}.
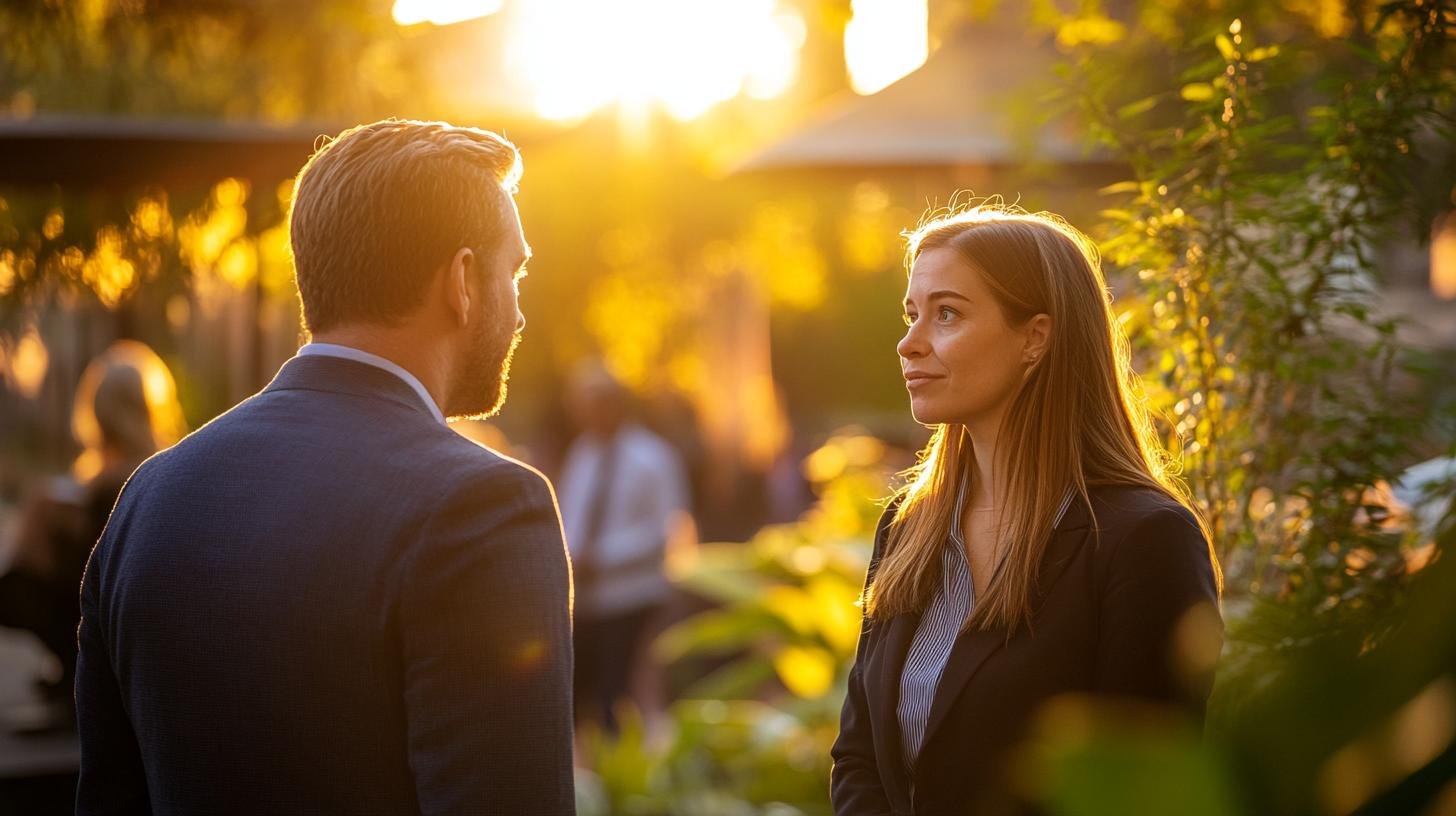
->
{"left": 897, "top": 326, "right": 925, "bottom": 360}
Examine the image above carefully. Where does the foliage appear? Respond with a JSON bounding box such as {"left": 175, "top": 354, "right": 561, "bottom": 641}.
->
{"left": 1055, "top": 0, "right": 1453, "bottom": 606}
{"left": 1036, "top": 0, "right": 1456, "bottom": 812}
{"left": 0, "top": 0, "right": 440, "bottom": 334}
{"left": 1046, "top": 0, "right": 1452, "bottom": 679}
{"left": 0, "top": 0, "right": 429, "bottom": 121}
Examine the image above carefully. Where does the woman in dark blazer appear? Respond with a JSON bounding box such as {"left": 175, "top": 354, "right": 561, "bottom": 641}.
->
{"left": 831, "top": 206, "right": 1222, "bottom": 815}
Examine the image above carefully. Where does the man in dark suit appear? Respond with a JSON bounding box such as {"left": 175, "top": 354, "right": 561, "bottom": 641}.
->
{"left": 75, "top": 120, "right": 575, "bottom": 814}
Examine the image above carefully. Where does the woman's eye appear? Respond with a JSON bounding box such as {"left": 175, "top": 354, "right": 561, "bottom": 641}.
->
{"left": 937, "top": 306, "right": 956, "bottom": 321}
{"left": 902, "top": 313, "right": 916, "bottom": 327}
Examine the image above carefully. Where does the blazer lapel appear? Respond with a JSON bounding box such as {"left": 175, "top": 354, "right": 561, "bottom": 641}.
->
{"left": 919, "top": 625, "right": 1004, "bottom": 753}
{"left": 866, "top": 610, "right": 919, "bottom": 812}
{"left": 918, "top": 499, "right": 1094, "bottom": 749}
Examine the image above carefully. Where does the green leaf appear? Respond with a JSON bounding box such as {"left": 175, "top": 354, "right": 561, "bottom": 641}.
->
{"left": 1099, "top": 180, "right": 1141, "bottom": 195}
{"left": 1215, "top": 33, "right": 1237, "bottom": 61}
{"left": 1248, "top": 45, "right": 1280, "bottom": 62}
{"left": 1117, "top": 97, "right": 1158, "bottom": 120}
{"left": 1181, "top": 83, "right": 1216, "bottom": 102}
{"left": 654, "top": 608, "right": 783, "bottom": 662}
{"left": 680, "top": 658, "right": 777, "bottom": 701}
{"left": 772, "top": 645, "right": 836, "bottom": 699}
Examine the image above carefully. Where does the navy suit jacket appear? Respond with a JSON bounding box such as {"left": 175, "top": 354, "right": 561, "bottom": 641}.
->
{"left": 75, "top": 355, "right": 575, "bottom": 815}
{"left": 831, "top": 485, "right": 1220, "bottom": 816}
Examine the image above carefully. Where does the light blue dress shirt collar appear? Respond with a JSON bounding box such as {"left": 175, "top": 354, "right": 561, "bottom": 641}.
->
{"left": 296, "top": 342, "right": 447, "bottom": 426}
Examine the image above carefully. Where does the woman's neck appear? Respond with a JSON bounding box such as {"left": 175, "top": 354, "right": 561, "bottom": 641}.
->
{"left": 964, "top": 424, "right": 1004, "bottom": 511}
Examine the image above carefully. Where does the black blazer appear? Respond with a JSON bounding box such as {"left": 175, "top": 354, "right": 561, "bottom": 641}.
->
{"left": 75, "top": 355, "right": 576, "bottom": 815}
{"left": 831, "top": 485, "right": 1220, "bottom": 816}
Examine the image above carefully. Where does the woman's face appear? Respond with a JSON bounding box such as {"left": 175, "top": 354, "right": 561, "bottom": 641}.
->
{"left": 898, "top": 247, "right": 1039, "bottom": 429}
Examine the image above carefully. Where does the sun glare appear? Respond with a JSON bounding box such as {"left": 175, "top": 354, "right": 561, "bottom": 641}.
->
{"left": 844, "top": 0, "right": 928, "bottom": 95}
{"left": 392, "top": 0, "right": 504, "bottom": 27}
{"left": 506, "top": 0, "right": 805, "bottom": 122}
{"left": 1433, "top": 213, "right": 1456, "bottom": 300}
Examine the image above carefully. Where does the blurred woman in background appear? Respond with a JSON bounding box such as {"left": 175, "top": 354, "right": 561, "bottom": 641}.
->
{"left": 0, "top": 340, "right": 184, "bottom": 724}
{"left": 831, "top": 206, "right": 1223, "bottom": 815}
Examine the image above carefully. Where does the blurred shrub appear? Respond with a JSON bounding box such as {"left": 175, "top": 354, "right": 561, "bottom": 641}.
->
{"left": 576, "top": 431, "right": 892, "bottom": 816}
{"left": 1040, "top": 0, "right": 1456, "bottom": 812}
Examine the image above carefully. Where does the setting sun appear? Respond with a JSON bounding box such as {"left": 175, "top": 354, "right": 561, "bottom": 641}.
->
{"left": 844, "top": 0, "right": 928, "bottom": 94}
{"left": 392, "top": 0, "right": 504, "bottom": 27}
{"left": 504, "top": 0, "right": 805, "bottom": 121}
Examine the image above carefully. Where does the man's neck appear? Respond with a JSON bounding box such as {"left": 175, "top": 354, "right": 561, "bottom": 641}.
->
{"left": 310, "top": 326, "right": 450, "bottom": 413}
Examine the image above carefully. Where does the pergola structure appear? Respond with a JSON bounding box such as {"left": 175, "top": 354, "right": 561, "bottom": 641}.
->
{"left": 0, "top": 115, "right": 345, "bottom": 189}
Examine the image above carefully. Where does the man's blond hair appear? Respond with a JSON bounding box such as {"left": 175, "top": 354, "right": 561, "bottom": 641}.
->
{"left": 289, "top": 119, "right": 522, "bottom": 333}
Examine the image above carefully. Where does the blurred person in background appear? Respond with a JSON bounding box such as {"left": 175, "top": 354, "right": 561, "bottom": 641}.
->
{"left": 560, "top": 362, "right": 692, "bottom": 736}
{"left": 831, "top": 206, "right": 1223, "bottom": 816}
{"left": 0, "top": 340, "right": 184, "bottom": 726}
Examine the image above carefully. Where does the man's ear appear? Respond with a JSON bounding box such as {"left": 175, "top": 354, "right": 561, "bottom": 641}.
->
{"left": 1023, "top": 313, "right": 1052, "bottom": 363}
{"left": 444, "top": 247, "right": 475, "bottom": 328}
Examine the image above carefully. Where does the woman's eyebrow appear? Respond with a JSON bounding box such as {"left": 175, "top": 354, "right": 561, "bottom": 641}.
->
{"left": 904, "top": 290, "right": 971, "bottom": 308}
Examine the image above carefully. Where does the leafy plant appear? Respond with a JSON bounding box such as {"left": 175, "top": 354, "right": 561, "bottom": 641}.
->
{"left": 576, "top": 431, "right": 894, "bottom": 816}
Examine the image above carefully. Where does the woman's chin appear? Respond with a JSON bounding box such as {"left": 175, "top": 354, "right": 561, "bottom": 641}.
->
{"left": 908, "top": 400, "right": 948, "bottom": 427}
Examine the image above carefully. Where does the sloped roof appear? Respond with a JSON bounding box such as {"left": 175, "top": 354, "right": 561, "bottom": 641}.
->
{"left": 736, "top": 24, "right": 1106, "bottom": 172}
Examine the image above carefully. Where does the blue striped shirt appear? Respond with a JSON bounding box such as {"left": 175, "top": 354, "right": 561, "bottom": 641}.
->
{"left": 896, "top": 485, "right": 1075, "bottom": 771}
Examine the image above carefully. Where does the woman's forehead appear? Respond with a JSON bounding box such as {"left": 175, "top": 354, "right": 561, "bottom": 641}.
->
{"left": 907, "top": 248, "right": 984, "bottom": 295}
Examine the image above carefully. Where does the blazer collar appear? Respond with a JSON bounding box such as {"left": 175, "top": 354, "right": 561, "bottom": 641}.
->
{"left": 262, "top": 354, "right": 441, "bottom": 425}
{"left": 917, "top": 491, "right": 1093, "bottom": 758}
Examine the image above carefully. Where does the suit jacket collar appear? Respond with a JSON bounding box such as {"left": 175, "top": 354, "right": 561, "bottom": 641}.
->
{"left": 263, "top": 354, "right": 442, "bottom": 425}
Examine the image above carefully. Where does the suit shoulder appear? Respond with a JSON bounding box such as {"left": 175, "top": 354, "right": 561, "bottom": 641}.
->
{"left": 433, "top": 431, "right": 555, "bottom": 501}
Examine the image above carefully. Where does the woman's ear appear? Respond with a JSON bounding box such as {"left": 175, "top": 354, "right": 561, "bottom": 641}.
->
{"left": 444, "top": 247, "right": 475, "bottom": 328}
{"left": 1023, "top": 313, "right": 1052, "bottom": 364}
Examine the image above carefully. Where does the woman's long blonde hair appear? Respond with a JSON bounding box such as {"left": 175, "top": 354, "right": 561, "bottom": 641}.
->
{"left": 867, "top": 204, "right": 1220, "bottom": 632}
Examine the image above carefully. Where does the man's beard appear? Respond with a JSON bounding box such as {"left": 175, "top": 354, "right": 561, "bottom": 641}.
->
{"left": 445, "top": 319, "right": 521, "bottom": 421}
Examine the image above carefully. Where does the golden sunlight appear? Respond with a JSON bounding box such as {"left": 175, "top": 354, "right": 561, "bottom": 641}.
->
{"left": 392, "top": 0, "right": 504, "bottom": 27}
{"left": 506, "top": 0, "right": 805, "bottom": 122}
{"left": 6, "top": 324, "right": 49, "bottom": 400}
{"left": 1433, "top": 213, "right": 1456, "bottom": 300}
{"left": 844, "top": 0, "right": 927, "bottom": 95}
